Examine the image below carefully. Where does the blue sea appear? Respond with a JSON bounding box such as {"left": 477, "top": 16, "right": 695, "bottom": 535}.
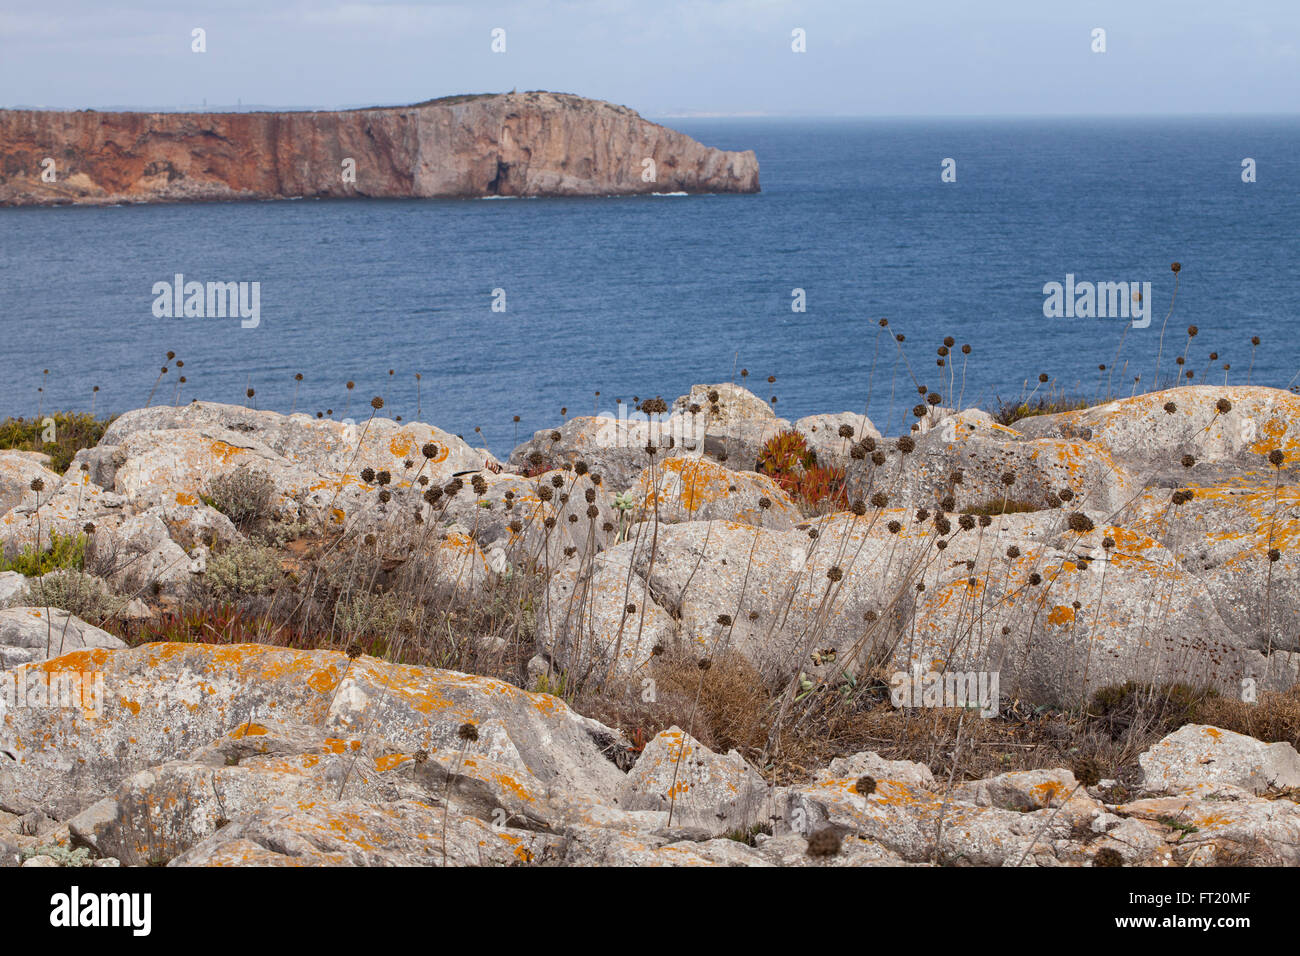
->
{"left": 2, "top": 117, "right": 1297, "bottom": 456}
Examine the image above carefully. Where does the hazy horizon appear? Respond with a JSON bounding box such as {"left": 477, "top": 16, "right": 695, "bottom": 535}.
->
{"left": 2, "top": 1, "right": 1296, "bottom": 117}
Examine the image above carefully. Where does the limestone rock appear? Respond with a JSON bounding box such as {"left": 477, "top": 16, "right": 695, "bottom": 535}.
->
{"left": 0, "top": 607, "right": 125, "bottom": 669}
{"left": 1139, "top": 724, "right": 1300, "bottom": 794}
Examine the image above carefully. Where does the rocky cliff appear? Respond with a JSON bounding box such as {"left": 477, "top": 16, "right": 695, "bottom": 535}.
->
{"left": 0, "top": 91, "right": 759, "bottom": 205}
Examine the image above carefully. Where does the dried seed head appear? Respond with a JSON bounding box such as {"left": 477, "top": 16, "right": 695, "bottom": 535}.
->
{"left": 805, "top": 828, "right": 842, "bottom": 858}
{"left": 458, "top": 723, "right": 479, "bottom": 743}
{"left": 1067, "top": 512, "right": 1095, "bottom": 533}
{"left": 1094, "top": 848, "right": 1124, "bottom": 868}
{"left": 1072, "top": 755, "right": 1104, "bottom": 788}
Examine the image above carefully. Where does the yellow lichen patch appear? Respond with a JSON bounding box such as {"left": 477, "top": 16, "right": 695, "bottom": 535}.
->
{"left": 388, "top": 435, "right": 414, "bottom": 458}
{"left": 119, "top": 699, "right": 141, "bottom": 715}
{"left": 307, "top": 666, "right": 340, "bottom": 695}
{"left": 1030, "top": 779, "right": 1069, "bottom": 806}
{"left": 41, "top": 647, "right": 111, "bottom": 673}
{"left": 374, "top": 753, "right": 410, "bottom": 772}
{"left": 209, "top": 441, "right": 246, "bottom": 464}
{"left": 175, "top": 491, "right": 200, "bottom": 506}
{"left": 1248, "top": 417, "right": 1292, "bottom": 457}
{"left": 1047, "top": 605, "right": 1075, "bottom": 626}
{"left": 230, "top": 722, "right": 269, "bottom": 738}
{"left": 493, "top": 772, "right": 537, "bottom": 802}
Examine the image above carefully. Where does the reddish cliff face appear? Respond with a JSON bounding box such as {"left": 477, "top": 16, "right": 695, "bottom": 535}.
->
{"left": 0, "top": 91, "right": 759, "bottom": 205}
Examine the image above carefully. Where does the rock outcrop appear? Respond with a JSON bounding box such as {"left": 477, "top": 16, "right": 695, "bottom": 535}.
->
{"left": 0, "top": 91, "right": 760, "bottom": 205}
{"left": 2, "top": 642, "right": 1297, "bottom": 866}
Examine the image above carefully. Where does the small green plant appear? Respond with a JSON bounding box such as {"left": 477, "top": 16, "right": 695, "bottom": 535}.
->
{"left": 20, "top": 844, "right": 92, "bottom": 867}
{"left": 723, "top": 822, "right": 773, "bottom": 846}
{"left": 334, "top": 590, "right": 417, "bottom": 639}
{"left": 533, "top": 669, "right": 576, "bottom": 701}
{"left": 993, "top": 396, "right": 1095, "bottom": 427}
{"left": 203, "top": 541, "right": 282, "bottom": 598}
{"left": 202, "top": 466, "right": 276, "bottom": 528}
{"left": 0, "top": 529, "right": 87, "bottom": 576}
{"left": 1156, "top": 815, "right": 1199, "bottom": 838}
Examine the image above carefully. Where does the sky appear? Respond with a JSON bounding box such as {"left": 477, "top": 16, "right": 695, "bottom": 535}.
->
{"left": 1, "top": 0, "right": 1297, "bottom": 116}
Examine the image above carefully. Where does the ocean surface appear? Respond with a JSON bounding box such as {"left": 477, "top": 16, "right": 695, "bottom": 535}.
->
{"left": 2, "top": 117, "right": 1298, "bottom": 457}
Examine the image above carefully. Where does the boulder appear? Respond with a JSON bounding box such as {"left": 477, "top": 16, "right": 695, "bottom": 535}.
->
{"left": 169, "top": 799, "right": 564, "bottom": 866}
{"left": 0, "top": 451, "right": 62, "bottom": 517}
{"left": 0, "top": 642, "right": 628, "bottom": 820}
{"left": 1138, "top": 724, "right": 1300, "bottom": 794}
{"left": 627, "top": 458, "right": 802, "bottom": 529}
{"left": 618, "top": 727, "right": 770, "bottom": 834}
{"left": 0, "top": 607, "right": 125, "bottom": 669}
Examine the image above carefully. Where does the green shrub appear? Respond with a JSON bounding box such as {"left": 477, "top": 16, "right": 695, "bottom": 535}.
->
{"left": 0, "top": 529, "right": 87, "bottom": 576}
{"left": 18, "top": 570, "right": 112, "bottom": 622}
{"left": 333, "top": 590, "right": 417, "bottom": 639}
{"left": 204, "top": 541, "right": 282, "bottom": 598}
{"left": 0, "top": 412, "right": 112, "bottom": 474}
